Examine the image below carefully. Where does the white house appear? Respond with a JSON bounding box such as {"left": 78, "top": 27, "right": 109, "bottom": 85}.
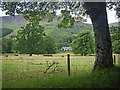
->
{"left": 61, "top": 47, "right": 72, "bottom": 51}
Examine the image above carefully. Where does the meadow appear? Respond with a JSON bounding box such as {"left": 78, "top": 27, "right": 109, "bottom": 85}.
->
{"left": 2, "top": 54, "right": 120, "bottom": 88}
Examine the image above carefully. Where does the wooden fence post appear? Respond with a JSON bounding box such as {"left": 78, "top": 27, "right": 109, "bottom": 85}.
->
{"left": 67, "top": 54, "right": 70, "bottom": 76}
{"left": 113, "top": 55, "right": 116, "bottom": 65}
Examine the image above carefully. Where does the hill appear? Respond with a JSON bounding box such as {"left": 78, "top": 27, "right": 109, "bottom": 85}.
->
{"left": 1, "top": 15, "right": 92, "bottom": 38}
{"left": 1, "top": 15, "right": 119, "bottom": 38}
{"left": 1, "top": 15, "right": 28, "bottom": 38}
{"left": 0, "top": 28, "right": 13, "bottom": 38}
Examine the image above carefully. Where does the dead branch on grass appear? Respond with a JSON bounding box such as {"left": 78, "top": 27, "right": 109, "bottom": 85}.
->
{"left": 43, "top": 62, "right": 56, "bottom": 74}
{"left": 43, "top": 61, "right": 60, "bottom": 74}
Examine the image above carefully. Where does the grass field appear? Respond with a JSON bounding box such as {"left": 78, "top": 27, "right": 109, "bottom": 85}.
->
{"left": 2, "top": 54, "right": 120, "bottom": 88}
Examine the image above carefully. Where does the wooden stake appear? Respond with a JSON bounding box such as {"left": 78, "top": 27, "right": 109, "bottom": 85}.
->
{"left": 67, "top": 54, "right": 70, "bottom": 76}
{"left": 113, "top": 55, "right": 116, "bottom": 65}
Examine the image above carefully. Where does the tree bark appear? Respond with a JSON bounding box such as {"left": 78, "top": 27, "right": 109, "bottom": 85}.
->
{"left": 83, "top": 2, "right": 113, "bottom": 71}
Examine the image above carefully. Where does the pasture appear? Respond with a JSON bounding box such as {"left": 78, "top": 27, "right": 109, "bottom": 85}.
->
{"left": 2, "top": 54, "right": 120, "bottom": 88}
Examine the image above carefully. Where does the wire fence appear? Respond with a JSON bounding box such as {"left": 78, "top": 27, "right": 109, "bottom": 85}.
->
{"left": 2, "top": 54, "right": 120, "bottom": 77}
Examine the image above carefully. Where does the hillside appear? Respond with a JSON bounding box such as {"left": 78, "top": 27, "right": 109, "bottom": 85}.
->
{"left": 1, "top": 15, "right": 119, "bottom": 38}
{"left": 1, "top": 15, "right": 28, "bottom": 30}
{"left": 0, "top": 28, "right": 13, "bottom": 38}
{"left": 1, "top": 15, "right": 92, "bottom": 38}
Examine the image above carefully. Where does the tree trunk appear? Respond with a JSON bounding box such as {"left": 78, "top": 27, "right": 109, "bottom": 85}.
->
{"left": 83, "top": 2, "right": 113, "bottom": 71}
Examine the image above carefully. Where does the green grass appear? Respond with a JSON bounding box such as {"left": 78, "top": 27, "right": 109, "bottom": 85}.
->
{"left": 2, "top": 54, "right": 120, "bottom": 88}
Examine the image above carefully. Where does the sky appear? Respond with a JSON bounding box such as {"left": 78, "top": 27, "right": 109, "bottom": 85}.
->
{"left": 0, "top": 8, "right": 119, "bottom": 24}
{"left": 84, "top": 8, "right": 118, "bottom": 24}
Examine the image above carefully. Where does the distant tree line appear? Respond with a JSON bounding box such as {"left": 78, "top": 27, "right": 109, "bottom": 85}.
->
{"left": 2, "top": 25, "right": 120, "bottom": 55}
{"left": 56, "top": 34, "right": 76, "bottom": 50}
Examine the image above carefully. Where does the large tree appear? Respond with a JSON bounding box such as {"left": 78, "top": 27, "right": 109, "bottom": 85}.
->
{"left": 16, "top": 23, "right": 57, "bottom": 55}
{"left": 72, "top": 30, "right": 95, "bottom": 55}
{"left": 1, "top": 1, "right": 119, "bottom": 71}
{"left": 83, "top": 2, "right": 114, "bottom": 71}
{"left": 16, "top": 23, "right": 46, "bottom": 56}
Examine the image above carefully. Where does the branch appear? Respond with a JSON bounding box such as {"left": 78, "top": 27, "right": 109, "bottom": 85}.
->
{"left": 43, "top": 62, "right": 55, "bottom": 74}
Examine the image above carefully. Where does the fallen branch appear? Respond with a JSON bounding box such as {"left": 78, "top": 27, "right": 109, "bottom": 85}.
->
{"left": 43, "top": 62, "right": 55, "bottom": 74}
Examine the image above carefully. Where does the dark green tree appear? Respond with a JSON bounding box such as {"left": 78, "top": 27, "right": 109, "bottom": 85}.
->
{"left": 72, "top": 30, "right": 95, "bottom": 55}
{"left": 2, "top": 38, "right": 13, "bottom": 53}
{"left": 110, "top": 26, "right": 120, "bottom": 54}
{"left": 16, "top": 23, "right": 46, "bottom": 56}
{"left": 44, "top": 36, "right": 57, "bottom": 54}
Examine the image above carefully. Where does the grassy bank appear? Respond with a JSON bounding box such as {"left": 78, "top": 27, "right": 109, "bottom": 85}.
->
{"left": 3, "top": 66, "right": 120, "bottom": 88}
{"left": 32, "top": 66, "right": 120, "bottom": 88}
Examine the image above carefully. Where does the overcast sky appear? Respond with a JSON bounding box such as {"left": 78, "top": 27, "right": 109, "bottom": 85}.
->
{"left": 0, "top": 8, "right": 118, "bottom": 24}
{"left": 84, "top": 8, "right": 118, "bottom": 24}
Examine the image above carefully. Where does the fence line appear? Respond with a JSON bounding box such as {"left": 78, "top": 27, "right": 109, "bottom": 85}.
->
{"left": 3, "top": 54, "right": 118, "bottom": 76}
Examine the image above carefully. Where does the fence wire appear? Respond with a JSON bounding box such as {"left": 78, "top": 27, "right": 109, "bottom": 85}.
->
{"left": 2, "top": 54, "right": 119, "bottom": 82}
